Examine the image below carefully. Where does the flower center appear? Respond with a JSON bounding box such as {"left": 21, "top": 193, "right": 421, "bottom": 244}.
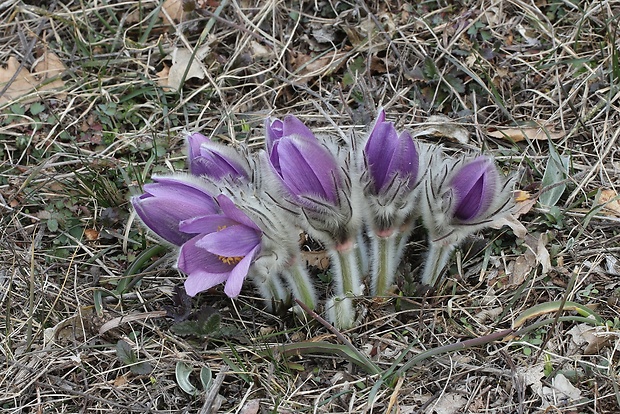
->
{"left": 218, "top": 255, "right": 243, "bottom": 265}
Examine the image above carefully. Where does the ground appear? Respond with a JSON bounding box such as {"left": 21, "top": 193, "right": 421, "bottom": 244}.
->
{"left": 1, "top": 0, "right": 619, "bottom": 413}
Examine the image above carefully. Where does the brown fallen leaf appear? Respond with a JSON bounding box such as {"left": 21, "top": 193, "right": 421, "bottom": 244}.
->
{"left": 301, "top": 250, "right": 330, "bottom": 270}
{"left": 0, "top": 53, "right": 66, "bottom": 105}
{"left": 158, "top": 47, "right": 209, "bottom": 91}
{"left": 487, "top": 126, "right": 565, "bottom": 142}
{"left": 159, "top": 0, "right": 184, "bottom": 25}
{"left": 411, "top": 115, "right": 470, "bottom": 144}
{"left": 0, "top": 57, "right": 38, "bottom": 104}
{"left": 594, "top": 188, "right": 620, "bottom": 216}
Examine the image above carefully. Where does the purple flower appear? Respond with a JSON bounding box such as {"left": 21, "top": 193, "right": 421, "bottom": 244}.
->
{"left": 448, "top": 157, "right": 499, "bottom": 222}
{"left": 187, "top": 133, "right": 249, "bottom": 180}
{"left": 265, "top": 115, "right": 315, "bottom": 155}
{"left": 131, "top": 176, "right": 219, "bottom": 246}
{"left": 177, "top": 195, "right": 262, "bottom": 297}
{"left": 270, "top": 133, "right": 341, "bottom": 206}
{"left": 364, "top": 109, "right": 419, "bottom": 195}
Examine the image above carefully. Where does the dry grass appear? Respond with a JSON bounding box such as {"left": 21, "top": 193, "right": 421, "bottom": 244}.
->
{"left": 1, "top": 0, "right": 620, "bottom": 412}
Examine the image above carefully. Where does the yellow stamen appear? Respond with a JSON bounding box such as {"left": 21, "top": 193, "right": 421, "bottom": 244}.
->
{"left": 218, "top": 255, "right": 243, "bottom": 265}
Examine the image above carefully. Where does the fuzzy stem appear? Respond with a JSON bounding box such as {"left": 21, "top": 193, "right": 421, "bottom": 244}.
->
{"left": 370, "top": 232, "right": 400, "bottom": 296}
{"left": 420, "top": 240, "right": 456, "bottom": 287}
{"left": 329, "top": 241, "right": 365, "bottom": 297}
{"left": 251, "top": 271, "right": 289, "bottom": 312}
{"left": 356, "top": 229, "right": 369, "bottom": 276}
{"left": 282, "top": 256, "right": 317, "bottom": 310}
{"left": 326, "top": 295, "right": 356, "bottom": 330}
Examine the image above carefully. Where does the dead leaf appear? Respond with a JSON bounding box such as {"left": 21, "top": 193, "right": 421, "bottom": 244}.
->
{"left": 0, "top": 53, "right": 66, "bottom": 105}
{"left": 542, "top": 373, "right": 581, "bottom": 407}
{"left": 0, "top": 57, "right": 38, "bottom": 104}
{"left": 289, "top": 51, "right": 347, "bottom": 78}
{"left": 112, "top": 373, "right": 130, "bottom": 388}
{"left": 568, "top": 323, "right": 612, "bottom": 355}
{"left": 487, "top": 126, "right": 565, "bottom": 142}
{"left": 489, "top": 213, "right": 527, "bottom": 238}
{"left": 301, "top": 250, "right": 330, "bottom": 270}
{"left": 594, "top": 188, "right": 620, "bottom": 216}
{"left": 249, "top": 41, "right": 272, "bottom": 61}
{"left": 34, "top": 52, "right": 66, "bottom": 83}
{"left": 84, "top": 229, "right": 100, "bottom": 241}
{"left": 427, "top": 392, "right": 467, "bottom": 414}
{"left": 411, "top": 115, "right": 469, "bottom": 144}
{"left": 506, "top": 233, "right": 551, "bottom": 285}
{"left": 159, "top": 0, "right": 184, "bottom": 25}
{"left": 238, "top": 399, "right": 260, "bottom": 414}
{"left": 161, "top": 47, "right": 209, "bottom": 91}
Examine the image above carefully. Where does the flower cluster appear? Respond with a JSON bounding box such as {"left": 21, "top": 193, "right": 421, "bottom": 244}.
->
{"left": 132, "top": 109, "right": 514, "bottom": 329}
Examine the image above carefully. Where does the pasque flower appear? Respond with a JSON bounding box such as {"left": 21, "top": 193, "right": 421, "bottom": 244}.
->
{"left": 420, "top": 155, "right": 513, "bottom": 287}
{"left": 187, "top": 132, "right": 249, "bottom": 180}
{"left": 265, "top": 116, "right": 358, "bottom": 244}
{"left": 361, "top": 109, "right": 426, "bottom": 295}
{"left": 265, "top": 115, "right": 315, "bottom": 155}
{"left": 364, "top": 109, "right": 419, "bottom": 203}
{"left": 264, "top": 115, "right": 365, "bottom": 328}
{"left": 131, "top": 176, "right": 219, "bottom": 246}
{"left": 177, "top": 194, "right": 262, "bottom": 298}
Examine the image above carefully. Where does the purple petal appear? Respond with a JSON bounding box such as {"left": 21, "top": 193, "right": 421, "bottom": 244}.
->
{"left": 178, "top": 235, "right": 235, "bottom": 296}
{"left": 179, "top": 214, "right": 239, "bottom": 234}
{"left": 187, "top": 133, "right": 210, "bottom": 165}
{"left": 365, "top": 122, "right": 399, "bottom": 191}
{"left": 184, "top": 271, "right": 229, "bottom": 297}
{"left": 269, "top": 139, "right": 282, "bottom": 173}
{"left": 132, "top": 177, "right": 218, "bottom": 245}
{"left": 195, "top": 141, "right": 248, "bottom": 180}
{"left": 382, "top": 131, "right": 418, "bottom": 189}
{"left": 265, "top": 118, "right": 284, "bottom": 153}
{"left": 277, "top": 137, "right": 339, "bottom": 204}
{"left": 216, "top": 195, "right": 262, "bottom": 231}
{"left": 141, "top": 177, "right": 217, "bottom": 210}
{"left": 224, "top": 245, "right": 260, "bottom": 297}
{"left": 450, "top": 157, "right": 498, "bottom": 221}
{"left": 196, "top": 224, "right": 261, "bottom": 257}
{"left": 282, "top": 115, "right": 315, "bottom": 141}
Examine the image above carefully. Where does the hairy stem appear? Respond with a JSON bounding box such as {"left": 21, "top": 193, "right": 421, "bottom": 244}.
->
{"left": 282, "top": 255, "right": 317, "bottom": 310}
{"left": 420, "top": 240, "right": 455, "bottom": 287}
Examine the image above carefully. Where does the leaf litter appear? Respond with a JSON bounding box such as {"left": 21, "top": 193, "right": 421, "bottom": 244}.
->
{"left": 1, "top": 1, "right": 620, "bottom": 413}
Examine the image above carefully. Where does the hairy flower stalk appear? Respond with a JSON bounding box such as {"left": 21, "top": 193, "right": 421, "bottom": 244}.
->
{"left": 360, "top": 109, "right": 427, "bottom": 296}
{"left": 420, "top": 155, "right": 513, "bottom": 287}
{"left": 265, "top": 115, "right": 365, "bottom": 326}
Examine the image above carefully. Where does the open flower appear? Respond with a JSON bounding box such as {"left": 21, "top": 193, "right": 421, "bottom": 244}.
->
{"left": 131, "top": 176, "right": 219, "bottom": 246}
{"left": 177, "top": 194, "right": 262, "bottom": 297}
{"left": 187, "top": 133, "right": 249, "bottom": 180}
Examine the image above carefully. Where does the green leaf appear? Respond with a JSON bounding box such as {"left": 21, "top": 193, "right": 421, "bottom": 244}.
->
{"left": 130, "top": 361, "right": 153, "bottom": 375}
{"left": 200, "top": 366, "right": 212, "bottom": 390}
{"left": 46, "top": 218, "right": 59, "bottom": 232}
{"left": 175, "top": 361, "right": 200, "bottom": 396}
{"left": 539, "top": 142, "right": 569, "bottom": 207}
{"left": 197, "top": 311, "right": 221, "bottom": 335}
{"left": 29, "top": 102, "right": 46, "bottom": 115}
{"left": 116, "top": 340, "right": 136, "bottom": 365}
